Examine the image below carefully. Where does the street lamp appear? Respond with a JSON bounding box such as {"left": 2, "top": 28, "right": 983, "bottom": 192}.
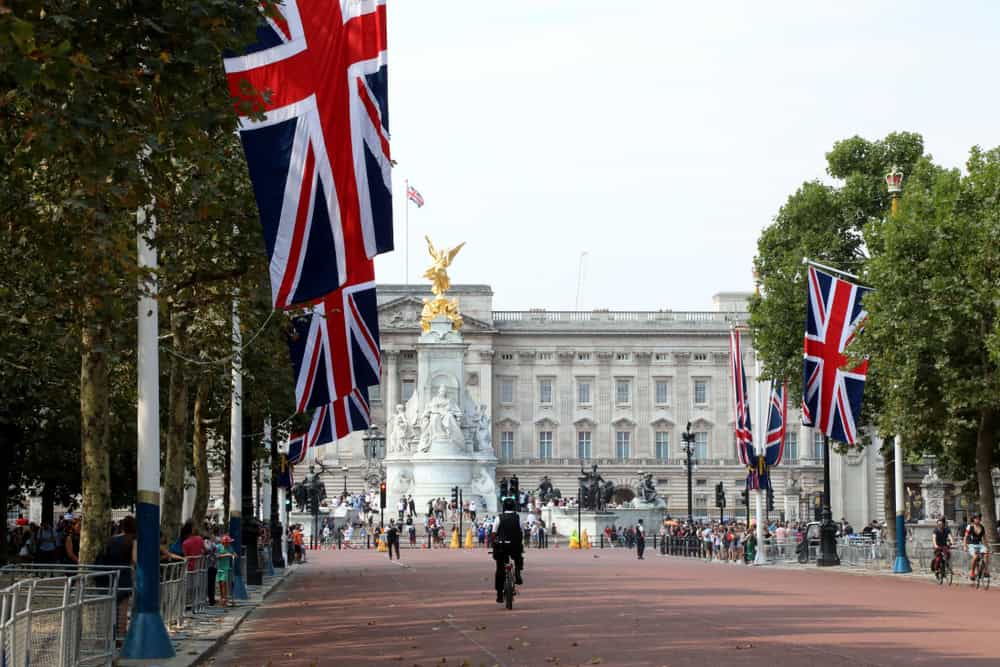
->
{"left": 681, "top": 422, "right": 695, "bottom": 524}
{"left": 341, "top": 465, "right": 349, "bottom": 497}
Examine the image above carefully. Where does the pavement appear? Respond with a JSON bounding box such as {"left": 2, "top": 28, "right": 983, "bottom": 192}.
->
{"left": 118, "top": 565, "right": 294, "bottom": 667}
{"left": 206, "top": 546, "right": 1000, "bottom": 667}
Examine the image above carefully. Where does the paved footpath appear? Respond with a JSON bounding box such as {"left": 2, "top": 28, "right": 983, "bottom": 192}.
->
{"left": 206, "top": 547, "right": 1000, "bottom": 667}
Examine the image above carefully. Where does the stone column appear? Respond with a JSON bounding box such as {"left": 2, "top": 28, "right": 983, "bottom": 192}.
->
{"left": 517, "top": 351, "right": 536, "bottom": 459}
{"left": 596, "top": 351, "right": 613, "bottom": 459}
{"left": 635, "top": 351, "right": 653, "bottom": 458}
{"left": 384, "top": 350, "right": 400, "bottom": 416}
{"left": 557, "top": 351, "right": 575, "bottom": 459}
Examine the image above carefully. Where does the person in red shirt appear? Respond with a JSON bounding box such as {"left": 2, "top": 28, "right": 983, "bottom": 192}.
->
{"left": 181, "top": 520, "right": 206, "bottom": 572}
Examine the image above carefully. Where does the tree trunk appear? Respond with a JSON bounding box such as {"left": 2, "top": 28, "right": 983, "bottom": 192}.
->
{"left": 191, "top": 379, "right": 210, "bottom": 532}
{"left": 41, "top": 481, "right": 54, "bottom": 527}
{"left": 882, "top": 438, "right": 896, "bottom": 544}
{"left": 223, "top": 433, "right": 231, "bottom": 523}
{"left": 160, "top": 308, "right": 189, "bottom": 544}
{"left": 975, "top": 410, "right": 998, "bottom": 545}
{"left": 79, "top": 302, "right": 111, "bottom": 563}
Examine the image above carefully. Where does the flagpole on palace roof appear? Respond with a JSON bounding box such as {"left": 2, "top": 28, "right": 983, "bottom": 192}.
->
{"left": 404, "top": 178, "right": 409, "bottom": 285}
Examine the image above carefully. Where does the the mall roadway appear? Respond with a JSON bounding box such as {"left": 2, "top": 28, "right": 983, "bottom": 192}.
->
{"left": 207, "top": 546, "right": 1000, "bottom": 667}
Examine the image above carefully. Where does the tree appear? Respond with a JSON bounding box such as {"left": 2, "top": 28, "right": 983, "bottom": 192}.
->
{"left": 860, "top": 150, "right": 1000, "bottom": 543}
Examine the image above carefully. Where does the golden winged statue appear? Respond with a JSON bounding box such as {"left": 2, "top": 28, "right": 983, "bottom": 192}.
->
{"left": 422, "top": 235, "right": 465, "bottom": 297}
{"left": 420, "top": 235, "right": 465, "bottom": 332}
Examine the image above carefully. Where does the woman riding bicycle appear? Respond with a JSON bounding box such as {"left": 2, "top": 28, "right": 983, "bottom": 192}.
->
{"left": 963, "top": 513, "right": 990, "bottom": 581}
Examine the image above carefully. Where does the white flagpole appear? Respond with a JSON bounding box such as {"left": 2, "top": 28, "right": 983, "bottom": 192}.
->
{"left": 229, "top": 294, "right": 248, "bottom": 599}
{"left": 753, "top": 351, "right": 767, "bottom": 565}
{"left": 404, "top": 178, "right": 409, "bottom": 285}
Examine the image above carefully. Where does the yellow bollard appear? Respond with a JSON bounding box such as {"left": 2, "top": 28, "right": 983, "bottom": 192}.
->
{"left": 450, "top": 528, "right": 460, "bottom": 549}
{"left": 581, "top": 529, "right": 591, "bottom": 550}
{"left": 465, "top": 527, "right": 475, "bottom": 549}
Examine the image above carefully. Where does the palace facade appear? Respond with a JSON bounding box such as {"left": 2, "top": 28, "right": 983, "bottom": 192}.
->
{"left": 328, "top": 284, "right": 887, "bottom": 526}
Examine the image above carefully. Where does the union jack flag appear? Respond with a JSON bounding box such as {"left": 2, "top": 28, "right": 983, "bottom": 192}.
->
{"left": 406, "top": 184, "right": 424, "bottom": 208}
{"left": 287, "top": 275, "right": 381, "bottom": 414}
{"left": 287, "top": 433, "right": 307, "bottom": 465}
{"left": 224, "top": 0, "right": 392, "bottom": 310}
{"left": 764, "top": 381, "right": 787, "bottom": 466}
{"left": 729, "top": 329, "right": 754, "bottom": 468}
{"left": 802, "top": 265, "right": 871, "bottom": 445}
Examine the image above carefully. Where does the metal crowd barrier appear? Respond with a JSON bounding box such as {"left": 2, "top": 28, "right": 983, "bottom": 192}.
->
{"left": 0, "top": 572, "right": 117, "bottom": 667}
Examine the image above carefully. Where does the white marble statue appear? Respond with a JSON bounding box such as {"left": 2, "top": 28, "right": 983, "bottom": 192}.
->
{"left": 475, "top": 403, "right": 492, "bottom": 453}
{"left": 392, "top": 469, "right": 414, "bottom": 496}
{"left": 389, "top": 404, "right": 412, "bottom": 455}
{"left": 470, "top": 466, "right": 496, "bottom": 499}
{"left": 418, "top": 386, "right": 464, "bottom": 452}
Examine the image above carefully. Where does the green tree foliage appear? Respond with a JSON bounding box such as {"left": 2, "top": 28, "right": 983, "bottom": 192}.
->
{"left": 860, "top": 150, "right": 1000, "bottom": 542}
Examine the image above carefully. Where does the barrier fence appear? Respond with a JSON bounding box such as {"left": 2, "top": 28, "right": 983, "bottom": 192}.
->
{"left": 0, "top": 571, "right": 118, "bottom": 667}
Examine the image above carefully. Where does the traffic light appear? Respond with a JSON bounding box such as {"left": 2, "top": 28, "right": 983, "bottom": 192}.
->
{"left": 284, "top": 494, "right": 292, "bottom": 512}
{"left": 766, "top": 487, "right": 774, "bottom": 512}
{"left": 510, "top": 476, "right": 519, "bottom": 496}
{"left": 451, "top": 486, "right": 459, "bottom": 506}
{"left": 379, "top": 482, "right": 386, "bottom": 509}
{"left": 715, "top": 482, "right": 725, "bottom": 508}
{"left": 740, "top": 489, "right": 749, "bottom": 506}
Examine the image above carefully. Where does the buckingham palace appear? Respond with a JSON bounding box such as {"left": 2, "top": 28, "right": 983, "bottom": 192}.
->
{"left": 329, "top": 283, "right": 887, "bottom": 527}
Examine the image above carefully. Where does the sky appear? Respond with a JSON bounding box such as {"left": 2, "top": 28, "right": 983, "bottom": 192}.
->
{"left": 374, "top": 1, "right": 1000, "bottom": 311}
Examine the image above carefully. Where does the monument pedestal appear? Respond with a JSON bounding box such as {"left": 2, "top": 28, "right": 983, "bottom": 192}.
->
{"left": 385, "top": 315, "right": 498, "bottom": 515}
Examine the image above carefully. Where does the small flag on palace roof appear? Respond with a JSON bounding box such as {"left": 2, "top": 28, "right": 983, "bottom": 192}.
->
{"left": 223, "top": 0, "right": 392, "bottom": 310}
{"left": 407, "top": 184, "right": 424, "bottom": 208}
{"left": 286, "top": 270, "right": 381, "bottom": 415}
{"left": 802, "top": 265, "right": 871, "bottom": 445}
{"left": 764, "top": 381, "right": 787, "bottom": 467}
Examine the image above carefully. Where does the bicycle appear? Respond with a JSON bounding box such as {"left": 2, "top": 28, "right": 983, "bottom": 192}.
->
{"left": 932, "top": 548, "right": 953, "bottom": 586}
{"left": 971, "top": 551, "right": 990, "bottom": 590}
{"left": 503, "top": 557, "right": 517, "bottom": 609}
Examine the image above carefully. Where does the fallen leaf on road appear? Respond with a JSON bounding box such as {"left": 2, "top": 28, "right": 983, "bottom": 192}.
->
{"left": 507, "top": 645, "right": 514, "bottom": 651}
{"left": 571, "top": 642, "right": 579, "bottom": 647}
{"left": 368, "top": 621, "right": 377, "bottom": 625}
{"left": 432, "top": 627, "right": 440, "bottom": 631}
{"left": 590, "top": 658, "right": 603, "bottom": 664}
{"left": 474, "top": 625, "right": 487, "bottom": 631}
{"left": 520, "top": 625, "right": 528, "bottom": 629}
{"left": 736, "top": 643, "right": 754, "bottom": 650}
{"left": 522, "top": 642, "right": 531, "bottom": 647}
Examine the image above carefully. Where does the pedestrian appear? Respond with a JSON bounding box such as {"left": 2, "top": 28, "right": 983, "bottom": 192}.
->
{"left": 204, "top": 532, "right": 218, "bottom": 605}
{"left": 216, "top": 535, "right": 236, "bottom": 607}
{"left": 102, "top": 516, "right": 136, "bottom": 643}
{"left": 386, "top": 520, "right": 401, "bottom": 560}
{"left": 635, "top": 519, "right": 646, "bottom": 560}
{"left": 408, "top": 523, "right": 416, "bottom": 546}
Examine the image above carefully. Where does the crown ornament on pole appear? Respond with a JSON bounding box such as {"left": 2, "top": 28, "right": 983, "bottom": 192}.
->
{"left": 885, "top": 165, "right": 903, "bottom": 194}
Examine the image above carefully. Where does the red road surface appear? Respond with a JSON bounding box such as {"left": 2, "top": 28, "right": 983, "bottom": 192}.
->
{"left": 208, "top": 547, "right": 1000, "bottom": 666}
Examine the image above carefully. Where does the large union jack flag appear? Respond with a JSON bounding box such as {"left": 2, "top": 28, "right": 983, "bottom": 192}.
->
{"left": 764, "top": 381, "right": 787, "bottom": 466}
{"left": 802, "top": 265, "right": 871, "bottom": 445}
{"left": 729, "top": 329, "right": 754, "bottom": 468}
{"left": 287, "top": 275, "right": 381, "bottom": 414}
{"left": 224, "top": 0, "right": 392, "bottom": 310}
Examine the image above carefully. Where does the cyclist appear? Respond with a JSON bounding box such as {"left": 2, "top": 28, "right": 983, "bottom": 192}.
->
{"left": 930, "top": 517, "right": 953, "bottom": 574}
{"left": 491, "top": 496, "right": 524, "bottom": 603}
{"left": 963, "top": 513, "right": 990, "bottom": 581}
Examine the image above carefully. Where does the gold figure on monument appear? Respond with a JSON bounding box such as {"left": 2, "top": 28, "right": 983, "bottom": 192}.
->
{"left": 420, "top": 235, "right": 465, "bottom": 332}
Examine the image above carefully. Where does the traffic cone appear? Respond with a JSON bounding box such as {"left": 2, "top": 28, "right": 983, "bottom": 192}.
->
{"left": 581, "top": 529, "right": 591, "bottom": 550}
{"left": 450, "top": 528, "right": 460, "bottom": 549}
{"left": 464, "top": 528, "right": 475, "bottom": 549}
{"left": 569, "top": 530, "right": 580, "bottom": 550}
{"left": 377, "top": 537, "right": 388, "bottom": 552}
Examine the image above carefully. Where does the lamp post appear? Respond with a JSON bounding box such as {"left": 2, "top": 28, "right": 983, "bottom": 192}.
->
{"left": 342, "top": 465, "right": 349, "bottom": 497}
{"left": 886, "top": 165, "right": 912, "bottom": 573}
{"left": 681, "top": 422, "right": 695, "bottom": 523}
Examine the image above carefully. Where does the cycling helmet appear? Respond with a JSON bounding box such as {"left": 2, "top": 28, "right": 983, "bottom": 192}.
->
{"left": 502, "top": 497, "right": 517, "bottom": 512}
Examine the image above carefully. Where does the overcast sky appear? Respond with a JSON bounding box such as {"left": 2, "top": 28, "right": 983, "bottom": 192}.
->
{"left": 374, "top": 1, "right": 1000, "bottom": 311}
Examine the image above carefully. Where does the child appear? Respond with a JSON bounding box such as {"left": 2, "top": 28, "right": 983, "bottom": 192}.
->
{"left": 216, "top": 534, "right": 236, "bottom": 607}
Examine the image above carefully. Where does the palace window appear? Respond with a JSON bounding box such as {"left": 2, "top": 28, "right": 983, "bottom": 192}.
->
{"left": 812, "top": 431, "right": 824, "bottom": 460}
{"left": 654, "top": 353, "right": 670, "bottom": 362}
{"left": 616, "top": 352, "right": 631, "bottom": 361}
{"left": 538, "top": 352, "right": 553, "bottom": 361}
{"left": 499, "top": 378, "right": 514, "bottom": 404}
{"left": 693, "top": 379, "right": 709, "bottom": 405}
{"left": 693, "top": 352, "right": 708, "bottom": 362}
{"left": 577, "top": 431, "right": 592, "bottom": 460}
{"left": 694, "top": 431, "right": 708, "bottom": 461}
{"left": 654, "top": 431, "right": 670, "bottom": 461}
{"left": 500, "top": 352, "right": 514, "bottom": 361}
{"left": 577, "top": 380, "right": 592, "bottom": 405}
{"left": 785, "top": 432, "right": 798, "bottom": 461}
{"left": 615, "top": 379, "right": 631, "bottom": 404}
{"left": 538, "top": 431, "right": 553, "bottom": 460}
{"left": 401, "top": 380, "right": 415, "bottom": 402}
{"left": 615, "top": 431, "right": 631, "bottom": 460}
{"left": 654, "top": 379, "right": 671, "bottom": 405}
{"left": 577, "top": 352, "right": 591, "bottom": 361}
{"left": 369, "top": 383, "right": 381, "bottom": 403}
{"left": 538, "top": 378, "right": 553, "bottom": 405}
{"left": 500, "top": 431, "right": 514, "bottom": 461}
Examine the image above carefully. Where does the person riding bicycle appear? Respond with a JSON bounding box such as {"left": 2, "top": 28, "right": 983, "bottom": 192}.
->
{"left": 492, "top": 496, "right": 524, "bottom": 604}
{"left": 963, "top": 513, "right": 990, "bottom": 581}
{"left": 930, "top": 517, "right": 953, "bottom": 574}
